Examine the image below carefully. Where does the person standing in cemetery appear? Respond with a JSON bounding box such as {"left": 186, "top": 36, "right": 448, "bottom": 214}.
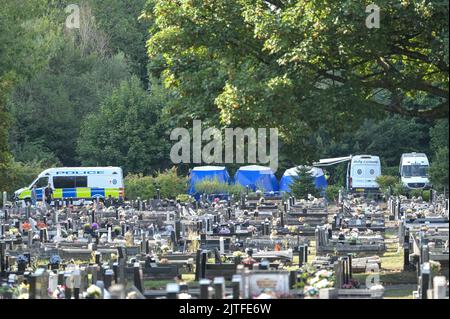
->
{"left": 30, "top": 184, "right": 37, "bottom": 207}
{"left": 44, "top": 183, "right": 53, "bottom": 208}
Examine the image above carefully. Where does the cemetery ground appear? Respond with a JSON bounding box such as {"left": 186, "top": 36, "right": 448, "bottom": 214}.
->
{"left": 0, "top": 190, "right": 448, "bottom": 299}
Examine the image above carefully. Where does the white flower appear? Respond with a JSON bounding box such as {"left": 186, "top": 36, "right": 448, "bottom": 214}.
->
{"left": 310, "top": 276, "right": 320, "bottom": 285}
{"left": 316, "top": 270, "right": 332, "bottom": 278}
{"left": 315, "top": 279, "right": 330, "bottom": 289}
{"left": 87, "top": 285, "right": 102, "bottom": 297}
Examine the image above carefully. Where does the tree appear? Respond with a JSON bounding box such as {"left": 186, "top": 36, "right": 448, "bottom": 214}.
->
{"left": 145, "top": 0, "right": 448, "bottom": 164}
{"left": 1, "top": 0, "right": 63, "bottom": 191}
{"left": 8, "top": 45, "right": 132, "bottom": 165}
{"left": 77, "top": 76, "right": 171, "bottom": 174}
{"left": 90, "top": 0, "right": 150, "bottom": 84}
{"left": 290, "top": 166, "right": 320, "bottom": 200}
{"left": 429, "top": 119, "right": 449, "bottom": 191}
{"left": 429, "top": 147, "right": 449, "bottom": 191}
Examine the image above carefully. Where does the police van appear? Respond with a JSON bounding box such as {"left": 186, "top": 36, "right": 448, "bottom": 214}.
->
{"left": 14, "top": 167, "right": 124, "bottom": 203}
{"left": 399, "top": 153, "right": 431, "bottom": 189}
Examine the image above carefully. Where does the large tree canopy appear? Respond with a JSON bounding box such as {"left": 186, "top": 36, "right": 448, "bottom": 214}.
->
{"left": 145, "top": 0, "right": 448, "bottom": 163}
{"left": 77, "top": 77, "right": 171, "bottom": 174}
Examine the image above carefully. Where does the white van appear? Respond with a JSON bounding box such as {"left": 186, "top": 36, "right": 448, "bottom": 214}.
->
{"left": 313, "top": 155, "right": 381, "bottom": 193}
{"left": 14, "top": 167, "right": 124, "bottom": 203}
{"left": 346, "top": 155, "right": 381, "bottom": 192}
{"left": 399, "top": 153, "right": 431, "bottom": 189}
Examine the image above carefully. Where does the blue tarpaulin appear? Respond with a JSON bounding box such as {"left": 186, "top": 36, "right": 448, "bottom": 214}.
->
{"left": 279, "top": 166, "right": 328, "bottom": 193}
{"left": 188, "top": 166, "right": 231, "bottom": 195}
{"left": 234, "top": 165, "right": 279, "bottom": 192}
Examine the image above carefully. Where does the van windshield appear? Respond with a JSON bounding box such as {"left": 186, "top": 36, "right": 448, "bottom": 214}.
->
{"left": 402, "top": 165, "right": 429, "bottom": 177}
{"left": 30, "top": 177, "right": 48, "bottom": 188}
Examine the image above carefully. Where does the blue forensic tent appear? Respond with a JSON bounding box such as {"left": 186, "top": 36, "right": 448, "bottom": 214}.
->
{"left": 279, "top": 166, "right": 328, "bottom": 193}
{"left": 188, "top": 166, "right": 231, "bottom": 195}
{"left": 234, "top": 165, "right": 279, "bottom": 192}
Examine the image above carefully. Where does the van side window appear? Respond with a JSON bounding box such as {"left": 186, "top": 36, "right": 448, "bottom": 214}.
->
{"left": 34, "top": 177, "right": 48, "bottom": 188}
{"left": 53, "top": 176, "right": 76, "bottom": 188}
{"left": 75, "top": 176, "right": 88, "bottom": 187}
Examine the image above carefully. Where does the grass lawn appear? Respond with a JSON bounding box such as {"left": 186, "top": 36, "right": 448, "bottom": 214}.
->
{"left": 143, "top": 279, "right": 174, "bottom": 290}
{"left": 383, "top": 288, "right": 414, "bottom": 299}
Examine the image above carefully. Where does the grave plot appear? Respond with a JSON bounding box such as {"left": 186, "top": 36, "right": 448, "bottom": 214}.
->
{"left": 388, "top": 193, "right": 449, "bottom": 222}
{"left": 315, "top": 225, "right": 386, "bottom": 255}
{"left": 1, "top": 188, "right": 447, "bottom": 299}
{"left": 403, "top": 219, "right": 449, "bottom": 299}
{"left": 333, "top": 196, "right": 385, "bottom": 232}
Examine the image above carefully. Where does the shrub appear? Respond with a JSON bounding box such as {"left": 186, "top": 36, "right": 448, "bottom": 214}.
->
{"left": 325, "top": 185, "right": 341, "bottom": 202}
{"left": 392, "top": 182, "right": 407, "bottom": 196}
{"left": 290, "top": 167, "right": 320, "bottom": 200}
{"left": 422, "top": 190, "right": 430, "bottom": 201}
{"left": 154, "top": 167, "right": 188, "bottom": 199}
{"left": 124, "top": 174, "right": 156, "bottom": 200}
{"left": 410, "top": 189, "right": 423, "bottom": 198}
{"left": 376, "top": 175, "right": 398, "bottom": 191}
{"left": 194, "top": 177, "right": 245, "bottom": 196}
{"left": 194, "top": 177, "right": 229, "bottom": 194}
{"left": 176, "top": 194, "right": 194, "bottom": 203}
{"left": 228, "top": 184, "right": 246, "bottom": 197}
{"left": 1, "top": 160, "right": 48, "bottom": 205}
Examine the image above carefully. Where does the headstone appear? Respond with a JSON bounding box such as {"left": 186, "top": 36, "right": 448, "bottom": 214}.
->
{"left": 104, "top": 269, "right": 114, "bottom": 289}
{"left": 420, "top": 262, "right": 431, "bottom": 299}
{"left": 133, "top": 262, "right": 144, "bottom": 293}
{"left": 200, "top": 250, "right": 207, "bottom": 279}
{"left": 433, "top": 276, "right": 447, "bottom": 299}
{"left": 166, "top": 283, "right": 179, "bottom": 299}
{"left": 213, "top": 277, "right": 225, "bottom": 299}
{"left": 219, "top": 237, "right": 225, "bottom": 255}
{"left": 232, "top": 275, "right": 241, "bottom": 299}
{"left": 199, "top": 279, "right": 211, "bottom": 299}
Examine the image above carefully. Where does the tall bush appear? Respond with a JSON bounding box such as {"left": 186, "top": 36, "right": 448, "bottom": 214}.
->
{"left": 290, "top": 167, "right": 320, "bottom": 200}
{"left": 124, "top": 174, "right": 156, "bottom": 200}
{"left": 154, "top": 167, "right": 187, "bottom": 199}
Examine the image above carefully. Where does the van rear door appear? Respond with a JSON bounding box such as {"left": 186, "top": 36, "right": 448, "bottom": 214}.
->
{"left": 351, "top": 157, "right": 380, "bottom": 189}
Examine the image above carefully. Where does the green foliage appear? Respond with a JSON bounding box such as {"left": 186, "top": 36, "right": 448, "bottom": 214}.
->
{"left": 77, "top": 76, "right": 170, "bottom": 173}
{"left": 124, "top": 168, "right": 187, "bottom": 200}
{"left": 430, "top": 120, "right": 449, "bottom": 153}
{"left": 176, "top": 194, "right": 194, "bottom": 203}
{"left": 194, "top": 177, "right": 229, "bottom": 195}
{"left": 429, "top": 147, "right": 449, "bottom": 191}
{"left": 429, "top": 119, "right": 449, "bottom": 191}
{"left": 124, "top": 174, "right": 156, "bottom": 200}
{"left": 325, "top": 185, "right": 341, "bottom": 203}
{"left": 153, "top": 167, "right": 188, "bottom": 199}
{"left": 9, "top": 45, "right": 132, "bottom": 166}
{"left": 382, "top": 166, "right": 400, "bottom": 177}
{"left": 0, "top": 160, "right": 47, "bottom": 205}
{"left": 410, "top": 189, "right": 423, "bottom": 198}
{"left": 290, "top": 167, "right": 320, "bottom": 200}
{"left": 146, "top": 0, "right": 448, "bottom": 165}
{"left": 193, "top": 177, "right": 245, "bottom": 196}
{"left": 1, "top": 1, "right": 63, "bottom": 191}
{"left": 392, "top": 182, "right": 408, "bottom": 196}
{"left": 376, "top": 175, "right": 399, "bottom": 191}
{"left": 90, "top": 0, "right": 150, "bottom": 83}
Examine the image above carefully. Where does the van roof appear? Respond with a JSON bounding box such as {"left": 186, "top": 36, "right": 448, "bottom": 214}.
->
{"left": 39, "top": 167, "right": 122, "bottom": 175}
{"left": 352, "top": 155, "right": 380, "bottom": 160}
{"left": 402, "top": 152, "right": 427, "bottom": 158}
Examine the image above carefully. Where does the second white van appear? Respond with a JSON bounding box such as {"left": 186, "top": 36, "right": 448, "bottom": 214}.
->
{"left": 346, "top": 155, "right": 381, "bottom": 192}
